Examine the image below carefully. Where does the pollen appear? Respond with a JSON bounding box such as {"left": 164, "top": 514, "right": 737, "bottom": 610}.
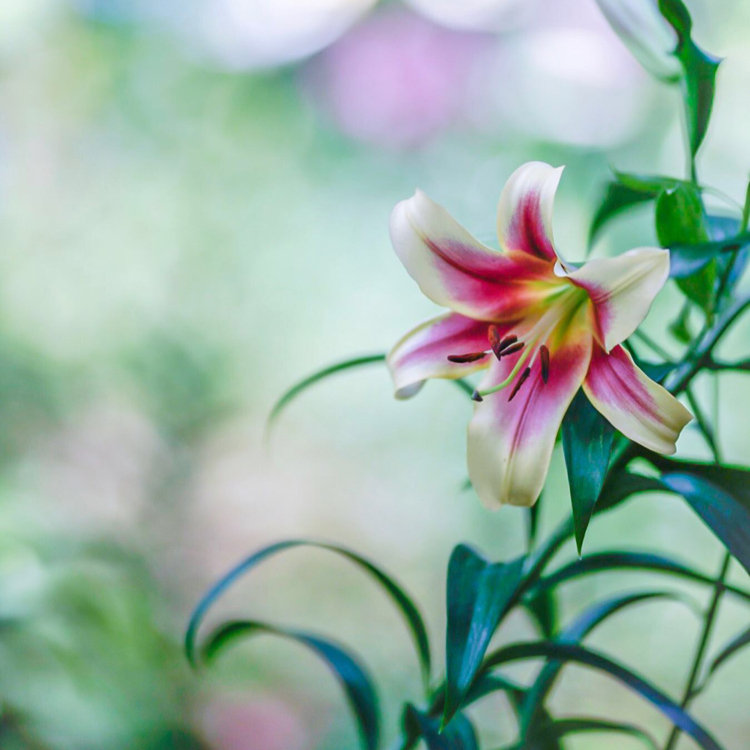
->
{"left": 447, "top": 352, "right": 488, "bottom": 363}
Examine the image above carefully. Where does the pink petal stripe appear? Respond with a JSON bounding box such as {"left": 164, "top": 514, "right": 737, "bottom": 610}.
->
{"left": 583, "top": 345, "right": 692, "bottom": 454}
{"left": 387, "top": 313, "right": 501, "bottom": 399}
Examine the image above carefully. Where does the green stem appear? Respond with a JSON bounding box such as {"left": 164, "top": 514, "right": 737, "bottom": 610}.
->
{"left": 663, "top": 551, "right": 731, "bottom": 750}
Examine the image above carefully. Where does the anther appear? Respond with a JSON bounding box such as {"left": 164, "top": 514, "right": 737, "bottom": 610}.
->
{"left": 498, "top": 335, "right": 518, "bottom": 352}
{"left": 500, "top": 341, "right": 524, "bottom": 357}
{"left": 447, "top": 352, "right": 487, "bottom": 363}
{"left": 508, "top": 367, "right": 531, "bottom": 401}
{"left": 471, "top": 389, "right": 483, "bottom": 402}
{"left": 488, "top": 325, "right": 503, "bottom": 359}
{"left": 539, "top": 345, "right": 550, "bottom": 384}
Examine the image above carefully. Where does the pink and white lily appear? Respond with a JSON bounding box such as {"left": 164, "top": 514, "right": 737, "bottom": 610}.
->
{"left": 388, "top": 162, "right": 692, "bottom": 508}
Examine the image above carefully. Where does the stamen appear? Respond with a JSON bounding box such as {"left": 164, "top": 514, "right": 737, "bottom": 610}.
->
{"left": 447, "top": 352, "right": 487, "bottom": 363}
{"left": 471, "top": 389, "right": 483, "bottom": 402}
{"left": 500, "top": 341, "right": 524, "bottom": 356}
{"left": 488, "top": 325, "right": 503, "bottom": 359}
{"left": 498, "top": 335, "right": 518, "bottom": 352}
{"left": 540, "top": 345, "right": 550, "bottom": 384}
{"left": 508, "top": 367, "right": 531, "bottom": 401}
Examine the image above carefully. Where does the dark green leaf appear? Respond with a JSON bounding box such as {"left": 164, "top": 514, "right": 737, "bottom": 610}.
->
{"left": 497, "top": 717, "right": 659, "bottom": 750}
{"left": 589, "top": 181, "right": 658, "bottom": 244}
{"left": 705, "top": 627, "right": 750, "bottom": 681}
{"left": 658, "top": 0, "right": 721, "bottom": 156}
{"left": 660, "top": 473, "right": 750, "bottom": 574}
{"left": 203, "top": 620, "right": 379, "bottom": 750}
{"left": 669, "top": 233, "right": 750, "bottom": 278}
{"left": 267, "top": 354, "right": 386, "bottom": 431}
{"left": 655, "top": 184, "right": 714, "bottom": 311}
{"left": 521, "top": 591, "right": 698, "bottom": 733}
{"left": 522, "top": 589, "right": 558, "bottom": 640}
{"left": 483, "top": 641, "right": 723, "bottom": 750}
{"left": 185, "top": 539, "right": 431, "bottom": 691}
{"left": 444, "top": 545, "right": 524, "bottom": 723}
{"left": 403, "top": 705, "right": 479, "bottom": 750}
{"left": 531, "top": 550, "right": 750, "bottom": 603}
{"left": 562, "top": 390, "right": 615, "bottom": 554}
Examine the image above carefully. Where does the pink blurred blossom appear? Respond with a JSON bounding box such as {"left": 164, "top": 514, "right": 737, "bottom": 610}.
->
{"left": 303, "top": 8, "right": 491, "bottom": 148}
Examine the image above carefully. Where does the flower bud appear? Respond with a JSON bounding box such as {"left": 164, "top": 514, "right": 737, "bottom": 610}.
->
{"left": 595, "top": 0, "right": 681, "bottom": 81}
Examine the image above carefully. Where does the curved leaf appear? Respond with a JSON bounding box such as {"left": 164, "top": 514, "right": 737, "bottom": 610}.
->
{"left": 703, "top": 626, "right": 750, "bottom": 685}
{"left": 521, "top": 590, "right": 699, "bottom": 732}
{"left": 185, "top": 539, "right": 431, "bottom": 691}
{"left": 498, "top": 717, "right": 658, "bottom": 750}
{"left": 669, "top": 234, "right": 750, "bottom": 279}
{"left": 482, "top": 641, "right": 723, "bottom": 750}
{"left": 659, "top": 472, "right": 750, "bottom": 574}
{"left": 267, "top": 354, "right": 386, "bottom": 430}
{"left": 562, "top": 390, "right": 615, "bottom": 554}
{"left": 403, "top": 705, "right": 479, "bottom": 750}
{"left": 444, "top": 545, "right": 524, "bottom": 723}
{"left": 530, "top": 551, "right": 750, "bottom": 603}
{"left": 202, "top": 620, "right": 379, "bottom": 750}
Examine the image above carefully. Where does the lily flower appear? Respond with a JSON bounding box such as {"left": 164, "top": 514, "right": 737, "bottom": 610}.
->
{"left": 387, "top": 162, "right": 692, "bottom": 508}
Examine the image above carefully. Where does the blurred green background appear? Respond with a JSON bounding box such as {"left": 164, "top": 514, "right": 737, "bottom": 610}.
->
{"left": 0, "top": 0, "right": 748, "bottom": 748}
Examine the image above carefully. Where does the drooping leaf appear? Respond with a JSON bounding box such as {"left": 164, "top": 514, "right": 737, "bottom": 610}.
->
{"left": 562, "top": 390, "right": 615, "bottom": 554}
{"left": 655, "top": 184, "right": 714, "bottom": 311}
{"left": 704, "top": 626, "right": 750, "bottom": 683}
{"left": 403, "top": 705, "right": 479, "bottom": 750}
{"left": 523, "top": 589, "right": 558, "bottom": 640}
{"left": 185, "top": 539, "right": 431, "bottom": 691}
{"left": 497, "top": 717, "right": 659, "bottom": 750}
{"left": 658, "top": 0, "right": 721, "bottom": 156}
{"left": 669, "top": 233, "right": 750, "bottom": 279}
{"left": 444, "top": 545, "right": 525, "bottom": 723}
{"left": 267, "top": 354, "right": 386, "bottom": 431}
{"left": 531, "top": 550, "right": 750, "bottom": 603}
{"left": 521, "top": 590, "right": 699, "bottom": 733}
{"left": 202, "top": 620, "right": 379, "bottom": 750}
{"left": 589, "top": 180, "right": 658, "bottom": 245}
{"left": 660, "top": 473, "right": 750, "bottom": 575}
{"left": 483, "top": 641, "right": 722, "bottom": 750}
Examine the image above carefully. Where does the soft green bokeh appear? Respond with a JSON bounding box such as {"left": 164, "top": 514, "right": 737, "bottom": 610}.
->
{"left": 0, "top": 1, "right": 748, "bottom": 748}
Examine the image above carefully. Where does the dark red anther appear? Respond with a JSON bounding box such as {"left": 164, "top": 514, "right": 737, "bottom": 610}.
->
{"left": 500, "top": 341, "right": 524, "bottom": 357}
{"left": 498, "top": 335, "right": 518, "bottom": 352}
{"left": 488, "top": 325, "right": 503, "bottom": 359}
{"left": 447, "top": 352, "right": 487, "bottom": 363}
{"left": 508, "top": 367, "right": 531, "bottom": 401}
{"left": 539, "top": 345, "right": 550, "bottom": 384}
{"left": 471, "top": 389, "right": 483, "bottom": 402}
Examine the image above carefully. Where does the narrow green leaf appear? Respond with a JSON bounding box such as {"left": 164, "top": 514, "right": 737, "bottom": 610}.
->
{"left": 483, "top": 641, "right": 723, "bottom": 750}
{"left": 531, "top": 550, "right": 750, "bottom": 603}
{"left": 185, "top": 539, "right": 431, "bottom": 692}
{"left": 669, "top": 233, "right": 750, "bottom": 278}
{"left": 521, "top": 590, "right": 699, "bottom": 733}
{"left": 655, "top": 184, "right": 714, "bottom": 311}
{"left": 589, "top": 181, "right": 657, "bottom": 244}
{"left": 444, "top": 545, "right": 525, "bottom": 723}
{"left": 660, "top": 473, "right": 750, "bottom": 575}
{"left": 562, "top": 390, "right": 615, "bottom": 554}
{"left": 202, "top": 620, "right": 379, "bottom": 750}
{"left": 267, "top": 354, "right": 386, "bottom": 431}
{"left": 705, "top": 626, "right": 750, "bottom": 682}
{"left": 403, "top": 705, "right": 479, "bottom": 750}
{"left": 497, "top": 717, "right": 659, "bottom": 750}
{"left": 658, "top": 0, "right": 721, "bottom": 156}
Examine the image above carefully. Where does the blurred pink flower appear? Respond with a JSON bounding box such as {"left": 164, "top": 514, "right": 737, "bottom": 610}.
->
{"left": 303, "top": 7, "right": 490, "bottom": 147}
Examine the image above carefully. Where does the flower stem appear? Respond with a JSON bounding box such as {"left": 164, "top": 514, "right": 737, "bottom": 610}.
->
{"left": 663, "top": 550, "right": 731, "bottom": 750}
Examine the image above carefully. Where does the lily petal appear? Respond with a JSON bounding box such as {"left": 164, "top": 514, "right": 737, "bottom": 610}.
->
{"left": 467, "top": 308, "right": 592, "bottom": 507}
{"left": 565, "top": 247, "right": 670, "bottom": 352}
{"left": 497, "top": 161, "right": 563, "bottom": 263}
{"left": 583, "top": 344, "right": 692, "bottom": 454}
{"left": 390, "top": 190, "right": 557, "bottom": 322}
{"left": 388, "top": 313, "right": 498, "bottom": 399}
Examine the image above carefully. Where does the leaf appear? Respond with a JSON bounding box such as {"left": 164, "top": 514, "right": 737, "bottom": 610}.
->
{"left": 521, "top": 591, "right": 699, "bottom": 733}
{"left": 705, "top": 627, "right": 750, "bottom": 681}
{"left": 660, "top": 473, "right": 750, "bottom": 575}
{"left": 655, "top": 184, "right": 714, "bottom": 311}
{"left": 444, "top": 545, "right": 525, "bottom": 723}
{"left": 497, "top": 717, "right": 659, "bottom": 750}
{"left": 185, "top": 539, "right": 431, "bottom": 691}
{"left": 669, "top": 233, "right": 750, "bottom": 279}
{"left": 202, "top": 620, "right": 379, "bottom": 750}
{"left": 531, "top": 550, "right": 750, "bottom": 603}
{"left": 403, "top": 705, "right": 479, "bottom": 750}
{"left": 266, "top": 354, "right": 386, "bottom": 431}
{"left": 658, "top": 0, "right": 721, "bottom": 156}
{"left": 589, "top": 181, "right": 658, "bottom": 244}
{"left": 483, "top": 641, "right": 723, "bottom": 750}
{"left": 562, "top": 390, "right": 615, "bottom": 554}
